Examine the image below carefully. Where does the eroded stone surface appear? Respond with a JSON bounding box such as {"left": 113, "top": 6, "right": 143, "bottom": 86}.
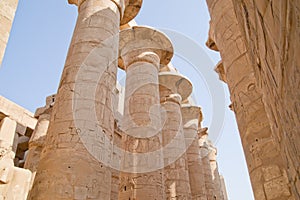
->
{"left": 0, "top": 96, "right": 37, "bottom": 130}
{"left": 181, "top": 105, "right": 206, "bottom": 199}
{"left": 206, "top": 0, "right": 298, "bottom": 199}
{"left": 0, "top": 117, "right": 32, "bottom": 200}
{"left": 0, "top": 0, "right": 18, "bottom": 66}
{"left": 118, "top": 26, "right": 168, "bottom": 200}
{"left": 0, "top": 1, "right": 232, "bottom": 199}
{"left": 232, "top": 1, "right": 300, "bottom": 198}
{"left": 29, "top": 0, "right": 142, "bottom": 199}
{"left": 160, "top": 96, "right": 192, "bottom": 200}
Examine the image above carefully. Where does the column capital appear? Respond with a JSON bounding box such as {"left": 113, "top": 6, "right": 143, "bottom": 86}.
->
{"left": 121, "top": 0, "right": 143, "bottom": 25}
{"left": 181, "top": 105, "right": 202, "bottom": 125}
{"left": 160, "top": 93, "right": 182, "bottom": 105}
{"left": 68, "top": 0, "right": 83, "bottom": 6}
{"left": 119, "top": 26, "right": 173, "bottom": 70}
{"left": 68, "top": 0, "right": 142, "bottom": 26}
{"left": 159, "top": 71, "right": 193, "bottom": 101}
{"left": 34, "top": 94, "right": 55, "bottom": 118}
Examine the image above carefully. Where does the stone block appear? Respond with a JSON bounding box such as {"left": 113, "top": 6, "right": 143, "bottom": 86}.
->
{"left": 262, "top": 165, "right": 282, "bottom": 182}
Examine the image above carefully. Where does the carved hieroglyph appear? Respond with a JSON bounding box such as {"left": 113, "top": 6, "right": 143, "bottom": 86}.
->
{"left": 118, "top": 26, "right": 173, "bottom": 200}
{"left": 158, "top": 70, "right": 193, "bottom": 199}
{"left": 206, "top": 0, "right": 295, "bottom": 199}
{"left": 232, "top": 0, "right": 300, "bottom": 198}
{"left": 29, "top": 0, "right": 142, "bottom": 199}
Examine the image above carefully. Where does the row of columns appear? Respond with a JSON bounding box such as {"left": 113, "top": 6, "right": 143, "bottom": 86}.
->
{"left": 118, "top": 25, "right": 227, "bottom": 199}
{"left": 25, "top": 0, "right": 227, "bottom": 199}
{"left": 118, "top": 26, "right": 168, "bottom": 199}
{"left": 29, "top": 0, "right": 142, "bottom": 199}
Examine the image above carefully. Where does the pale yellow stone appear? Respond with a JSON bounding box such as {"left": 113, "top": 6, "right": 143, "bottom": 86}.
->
{"left": 206, "top": 0, "right": 299, "bottom": 199}
{"left": 0, "top": 96, "right": 37, "bottom": 130}
{"left": 0, "top": 0, "right": 18, "bottom": 66}
{"left": 29, "top": 1, "right": 142, "bottom": 199}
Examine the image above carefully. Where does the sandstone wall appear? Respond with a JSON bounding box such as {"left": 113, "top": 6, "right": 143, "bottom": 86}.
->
{"left": 0, "top": 0, "right": 18, "bottom": 66}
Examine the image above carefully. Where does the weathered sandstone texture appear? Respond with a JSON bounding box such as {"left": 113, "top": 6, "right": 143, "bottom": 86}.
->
{"left": 29, "top": 0, "right": 142, "bottom": 199}
{"left": 0, "top": 1, "right": 229, "bottom": 199}
{"left": 0, "top": 96, "right": 37, "bottom": 200}
{"left": 0, "top": 0, "right": 18, "bottom": 65}
{"left": 206, "top": 0, "right": 300, "bottom": 199}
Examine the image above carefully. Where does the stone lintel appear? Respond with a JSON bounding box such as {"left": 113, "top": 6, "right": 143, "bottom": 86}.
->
{"left": 0, "top": 96, "right": 37, "bottom": 130}
{"left": 159, "top": 71, "right": 193, "bottom": 101}
{"left": 119, "top": 26, "right": 174, "bottom": 70}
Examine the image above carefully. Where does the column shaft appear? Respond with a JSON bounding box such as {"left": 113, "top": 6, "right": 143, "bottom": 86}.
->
{"left": 161, "top": 96, "right": 192, "bottom": 200}
{"left": 206, "top": 0, "right": 293, "bottom": 199}
{"left": 119, "top": 52, "right": 164, "bottom": 200}
{"left": 0, "top": 0, "right": 19, "bottom": 65}
{"left": 24, "top": 113, "right": 50, "bottom": 187}
{"left": 208, "top": 145, "right": 224, "bottom": 200}
{"left": 30, "top": 0, "right": 122, "bottom": 199}
{"left": 232, "top": 1, "right": 300, "bottom": 198}
{"left": 181, "top": 106, "right": 206, "bottom": 200}
{"left": 199, "top": 146, "right": 214, "bottom": 199}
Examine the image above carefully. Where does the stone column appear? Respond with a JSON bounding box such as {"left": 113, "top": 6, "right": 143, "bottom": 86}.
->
{"left": 181, "top": 105, "right": 207, "bottom": 200}
{"left": 231, "top": 1, "right": 300, "bottom": 198}
{"left": 206, "top": 0, "right": 294, "bottom": 199}
{"left": 220, "top": 175, "right": 228, "bottom": 200}
{"left": 0, "top": 0, "right": 19, "bottom": 65}
{"left": 198, "top": 128, "right": 215, "bottom": 200}
{"left": 160, "top": 94, "right": 192, "bottom": 200}
{"left": 24, "top": 95, "right": 55, "bottom": 188}
{"left": 158, "top": 72, "right": 192, "bottom": 200}
{"left": 118, "top": 26, "right": 173, "bottom": 200}
{"left": 29, "top": 1, "right": 142, "bottom": 199}
{"left": 208, "top": 143, "right": 224, "bottom": 200}
{"left": 24, "top": 113, "right": 49, "bottom": 180}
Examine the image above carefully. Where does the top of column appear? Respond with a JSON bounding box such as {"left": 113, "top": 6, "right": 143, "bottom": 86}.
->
{"left": 119, "top": 26, "right": 174, "bottom": 70}
{"left": 181, "top": 105, "right": 203, "bottom": 125}
{"left": 159, "top": 71, "right": 193, "bottom": 101}
{"left": 68, "top": 0, "right": 143, "bottom": 25}
{"left": 121, "top": 0, "right": 143, "bottom": 25}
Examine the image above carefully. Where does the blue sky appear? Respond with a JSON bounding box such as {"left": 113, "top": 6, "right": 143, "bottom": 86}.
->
{"left": 0, "top": 0, "right": 254, "bottom": 199}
